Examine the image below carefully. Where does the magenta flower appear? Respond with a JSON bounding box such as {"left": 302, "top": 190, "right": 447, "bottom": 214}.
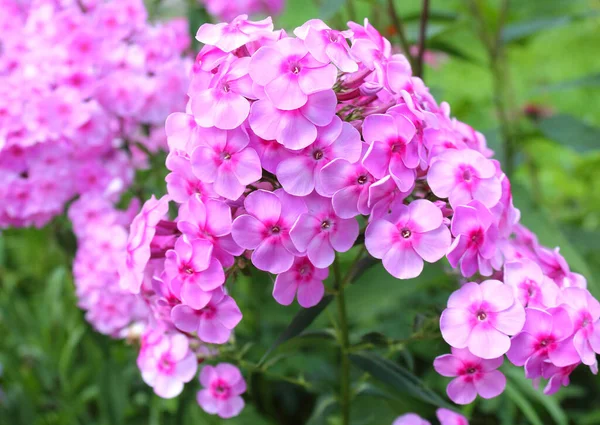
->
{"left": 427, "top": 149, "right": 501, "bottom": 208}
{"left": 276, "top": 117, "right": 362, "bottom": 196}
{"left": 507, "top": 307, "right": 579, "bottom": 377}
{"left": 367, "top": 175, "right": 411, "bottom": 221}
{"left": 290, "top": 193, "right": 358, "bottom": 268}
{"left": 440, "top": 280, "right": 525, "bottom": 359}
{"left": 436, "top": 408, "right": 469, "bottom": 425}
{"left": 139, "top": 333, "right": 198, "bottom": 399}
{"left": 191, "top": 57, "right": 255, "bottom": 130}
{"left": 558, "top": 288, "right": 600, "bottom": 365}
{"left": 120, "top": 195, "right": 170, "bottom": 294}
{"left": 232, "top": 189, "right": 306, "bottom": 273}
{"left": 197, "top": 363, "right": 247, "bottom": 419}
{"left": 365, "top": 199, "right": 451, "bottom": 279}
{"left": 249, "top": 37, "right": 337, "bottom": 110}
{"left": 190, "top": 127, "right": 261, "bottom": 200}
{"left": 177, "top": 196, "right": 243, "bottom": 268}
{"left": 273, "top": 256, "right": 329, "bottom": 308}
{"left": 294, "top": 20, "right": 358, "bottom": 73}
{"left": 446, "top": 200, "right": 500, "bottom": 278}
{"left": 434, "top": 347, "right": 506, "bottom": 405}
{"left": 320, "top": 157, "right": 375, "bottom": 218}
{"left": 392, "top": 413, "right": 431, "bottom": 425}
{"left": 249, "top": 90, "right": 337, "bottom": 150}
{"left": 362, "top": 110, "right": 418, "bottom": 192}
{"left": 542, "top": 363, "right": 579, "bottom": 396}
{"left": 171, "top": 288, "right": 242, "bottom": 344}
{"left": 503, "top": 259, "right": 559, "bottom": 308}
{"left": 164, "top": 236, "right": 225, "bottom": 310}
{"left": 195, "top": 15, "right": 274, "bottom": 53}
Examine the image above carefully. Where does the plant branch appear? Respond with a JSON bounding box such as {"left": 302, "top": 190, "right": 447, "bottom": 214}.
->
{"left": 334, "top": 257, "right": 351, "bottom": 425}
{"left": 387, "top": 0, "right": 416, "bottom": 69}
{"left": 415, "top": 0, "right": 430, "bottom": 79}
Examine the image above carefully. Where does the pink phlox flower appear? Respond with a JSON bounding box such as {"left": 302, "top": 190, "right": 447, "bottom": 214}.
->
{"left": 362, "top": 110, "right": 418, "bottom": 192}
{"left": 319, "top": 149, "right": 375, "bottom": 218}
{"left": 248, "top": 132, "right": 292, "bottom": 174}
{"left": 440, "top": 280, "right": 525, "bottom": 359}
{"left": 276, "top": 117, "right": 362, "bottom": 196}
{"left": 197, "top": 363, "right": 247, "bottom": 418}
{"left": 366, "top": 199, "right": 451, "bottom": 279}
{"left": 290, "top": 193, "right": 359, "bottom": 268}
{"left": 433, "top": 347, "right": 505, "bottom": 405}
{"left": 507, "top": 307, "right": 579, "bottom": 378}
{"left": 171, "top": 288, "right": 242, "bottom": 344}
{"left": 273, "top": 255, "right": 328, "bottom": 308}
{"left": 248, "top": 90, "right": 337, "bottom": 150}
{"left": 559, "top": 287, "right": 600, "bottom": 366}
{"left": 177, "top": 195, "right": 243, "bottom": 268}
{"left": 367, "top": 175, "right": 412, "bottom": 221}
{"left": 535, "top": 245, "right": 587, "bottom": 289}
{"left": 190, "top": 126, "right": 261, "bottom": 200}
{"left": 447, "top": 200, "right": 501, "bottom": 278}
{"left": 504, "top": 259, "right": 559, "bottom": 309}
{"left": 427, "top": 149, "right": 502, "bottom": 208}
{"left": 165, "top": 151, "right": 218, "bottom": 204}
{"left": 139, "top": 333, "right": 198, "bottom": 399}
{"left": 541, "top": 362, "right": 579, "bottom": 395}
{"left": 436, "top": 408, "right": 470, "bottom": 425}
{"left": 165, "top": 112, "right": 205, "bottom": 152}
{"left": 164, "top": 236, "right": 225, "bottom": 310}
{"left": 294, "top": 19, "right": 358, "bottom": 73}
{"left": 249, "top": 37, "right": 338, "bottom": 110}
{"left": 392, "top": 413, "right": 431, "bottom": 425}
{"left": 195, "top": 15, "right": 274, "bottom": 53}
{"left": 232, "top": 189, "right": 306, "bottom": 274}
{"left": 120, "top": 195, "right": 170, "bottom": 294}
{"left": 191, "top": 56, "right": 255, "bottom": 130}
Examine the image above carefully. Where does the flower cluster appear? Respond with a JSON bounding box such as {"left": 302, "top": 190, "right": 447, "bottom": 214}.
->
{"left": 198, "top": 0, "right": 284, "bottom": 22}
{"left": 119, "top": 15, "right": 599, "bottom": 416}
{"left": 69, "top": 195, "right": 148, "bottom": 337}
{"left": 0, "top": 0, "right": 191, "bottom": 227}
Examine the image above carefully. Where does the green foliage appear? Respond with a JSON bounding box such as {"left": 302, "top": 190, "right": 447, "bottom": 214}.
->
{"left": 2, "top": 0, "right": 600, "bottom": 424}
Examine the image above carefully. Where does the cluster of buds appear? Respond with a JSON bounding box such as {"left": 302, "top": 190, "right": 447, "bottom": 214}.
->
{"left": 0, "top": 0, "right": 191, "bottom": 227}
{"left": 112, "top": 14, "right": 599, "bottom": 417}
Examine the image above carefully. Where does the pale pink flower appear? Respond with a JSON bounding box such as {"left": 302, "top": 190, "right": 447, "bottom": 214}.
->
{"left": 392, "top": 413, "right": 430, "bottom": 425}
{"left": 273, "top": 256, "right": 328, "bottom": 308}
{"left": 558, "top": 288, "right": 600, "bottom": 366}
{"left": 290, "top": 193, "right": 358, "bottom": 268}
{"left": 504, "top": 259, "right": 559, "bottom": 308}
{"left": 197, "top": 363, "right": 247, "bottom": 418}
{"left": 436, "top": 408, "right": 469, "bottom": 425}
{"left": 195, "top": 15, "right": 274, "bottom": 53}
{"left": 434, "top": 347, "right": 505, "bottom": 405}
{"left": 365, "top": 199, "right": 451, "bottom": 279}
{"left": 440, "top": 280, "right": 525, "bottom": 359}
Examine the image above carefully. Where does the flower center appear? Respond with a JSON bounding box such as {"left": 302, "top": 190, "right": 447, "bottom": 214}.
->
{"left": 467, "top": 367, "right": 476, "bottom": 374}
{"left": 401, "top": 229, "right": 411, "bottom": 239}
{"left": 313, "top": 150, "right": 324, "bottom": 160}
{"left": 540, "top": 339, "right": 549, "bottom": 347}
{"left": 222, "top": 152, "right": 232, "bottom": 160}
{"left": 582, "top": 318, "right": 590, "bottom": 327}
{"left": 291, "top": 64, "right": 301, "bottom": 74}
{"left": 462, "top": 169, "right": 473, "bottom": 182}
{"left": 299, "top": 265, "right": 309, "bottom": 276}
{"left": 270, "top": 225, "right": 281, "bottom": 234}
{"left": 477, "top": 311, "right": 487, "bottom": 321}
{"left": 321, "top": 220, "right": 331, "bottom": 230}
{"left": 184, "top": 266, "right": 194, "bottom": 275}
{"left": 222, "top": 83, "right": 231, "bottom": 93}
{"left": 357, "top": 175, "right": 367, "bottom": 185}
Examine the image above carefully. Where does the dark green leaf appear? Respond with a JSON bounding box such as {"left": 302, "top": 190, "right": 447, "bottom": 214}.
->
{"left": 538, "top": 114, "right": 600, "bottom": 153}
{"left": 504, "top": 385, "right": 544, "bottom": 425}
{"left": 537, "top": 73, "right": 600, "bottom": 92}
{"left": 348, "top": 351, "right": 456, "bottom": 410}
{"left": 259, "top": 295, "right": 333, "bottom": 366}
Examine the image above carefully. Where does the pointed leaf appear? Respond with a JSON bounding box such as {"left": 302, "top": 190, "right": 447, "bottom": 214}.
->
{"left": 538, "top": 114, "right": 600, "bottom": 153}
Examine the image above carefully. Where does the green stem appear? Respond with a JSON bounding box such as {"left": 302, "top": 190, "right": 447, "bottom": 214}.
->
{"left": 346, "top": 0, "right": 357, "bottom": 22}
{"left": 335, "top": 268, "right": 351, "bottom": 425}
{"left": 415, "top": 0, "right": 430, "bottom": 79}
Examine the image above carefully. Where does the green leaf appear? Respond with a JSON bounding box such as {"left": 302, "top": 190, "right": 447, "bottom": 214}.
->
{"left": 306, "top": 395, "right": 338, "bottom": 425}
{"left": 537, "top": 73, "right": 600, "bottom": 92}
{"left": 504, "top": 385, "right": 544, "bottom": 425}
{"left": 318, "top": 0, "right": 345, "bottom": 20}
{"left": 502, "top": 16, "right": 573, "bottom": 43}
{"left": 538, "top": 114, "right": 600, "bottom": 153}
{"left": 504, "top": 367, "right": 568, "bottom": 425}
{"left": 348, "top": 351, "right": 456, "bottom": 411}
{"left": 259, "top": 295, "right": 333, "bottom": 366}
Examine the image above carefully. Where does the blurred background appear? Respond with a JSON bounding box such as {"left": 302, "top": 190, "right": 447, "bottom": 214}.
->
{"left": 1, "top": 0, "right": 599, "bottom": 424}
